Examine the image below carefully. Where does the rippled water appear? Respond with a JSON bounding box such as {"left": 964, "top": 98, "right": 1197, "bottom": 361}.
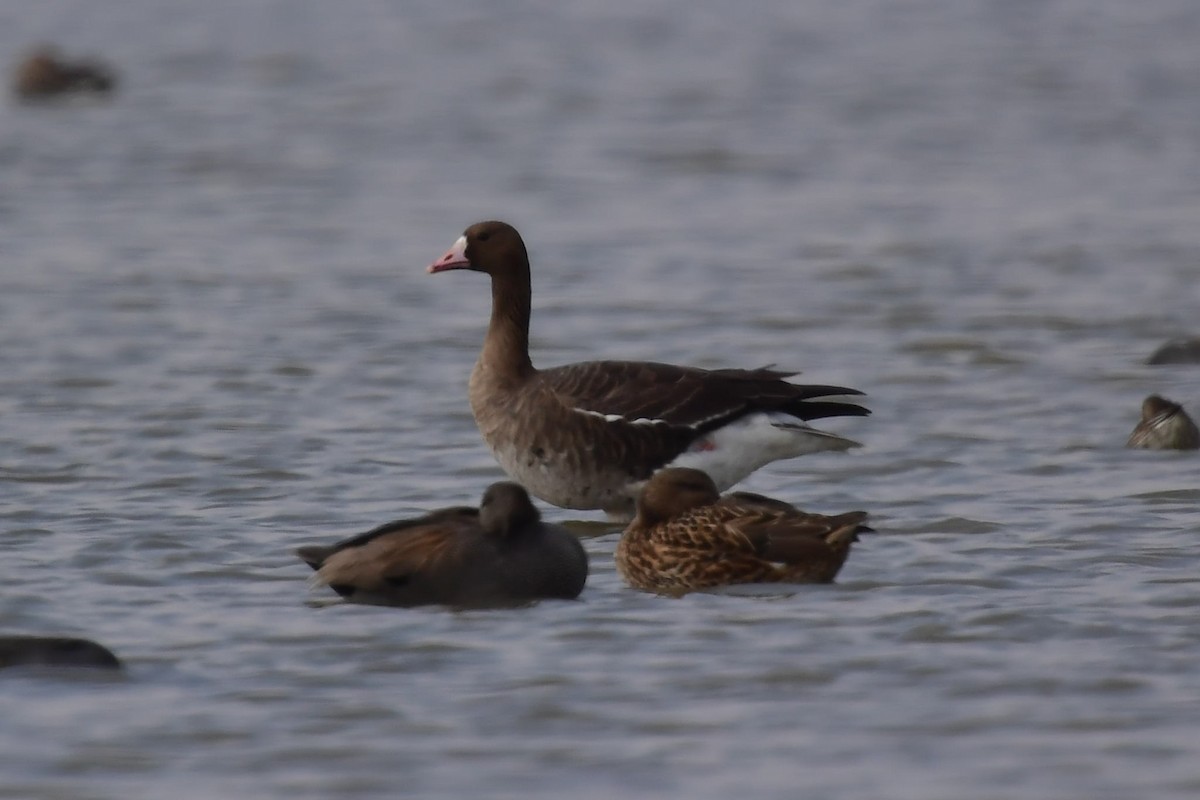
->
{"left": 2, "top": 1, "right": 1200, "bottom": 797}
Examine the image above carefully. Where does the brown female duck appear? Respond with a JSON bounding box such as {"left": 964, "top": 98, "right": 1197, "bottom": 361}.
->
{"left": 1126, "top": 394, "right": 1200, "bottom": 450}
{"left": 296, "top": 482, "right": 588, "bottom": 607}
{"left": 615, "top": 467, "right": 868, "bottom": 594}
{"left": 428, "top": 221, "right": 869, "bottom": 519}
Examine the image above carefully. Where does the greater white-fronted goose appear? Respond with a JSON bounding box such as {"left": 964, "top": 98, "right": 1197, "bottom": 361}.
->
{"left": 295, "top": 482, "right": 588, "bottom": 608}
{"left": 1126, "top": 394, "right": 1200, "bottom": 450}
{"left": 428, "top": 220, "right": 869, "bottom": 519}
{"left": 615, "top": 467, "right": 869, "bottom": 594}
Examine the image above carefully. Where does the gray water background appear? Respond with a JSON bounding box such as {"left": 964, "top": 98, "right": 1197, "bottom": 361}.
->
{"left": 2, "top": 1, "right": 1200, "bottom": 797}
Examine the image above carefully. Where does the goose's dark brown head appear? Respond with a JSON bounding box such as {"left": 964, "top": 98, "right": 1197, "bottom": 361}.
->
{"left": 635, "top": 468, "right": 721, "bottom": 526}
{"left": 479, "top": 481, "right": 541, "bottom": 539}
{"left": 427, "top": 221, "right": 529, "bottom": 279}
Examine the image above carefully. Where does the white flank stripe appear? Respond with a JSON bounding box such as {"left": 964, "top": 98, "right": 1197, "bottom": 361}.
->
{"left": 574, "top": 408, "right": 671, "bottom": 427}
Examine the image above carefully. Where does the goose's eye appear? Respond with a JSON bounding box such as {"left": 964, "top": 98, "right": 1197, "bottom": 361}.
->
{"left": 477, "top": 231, "right": 491, "bottom": 242}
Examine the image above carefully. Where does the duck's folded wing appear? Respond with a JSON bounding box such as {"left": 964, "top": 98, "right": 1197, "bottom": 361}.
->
{"left": 315, "top": 522, "right": 479, "bottom": 594}
{"left": 728, "top": 510, "right": 869, "bottom": 563}
{"left": 296, "top": 506, "right": 479, "bottom": 569}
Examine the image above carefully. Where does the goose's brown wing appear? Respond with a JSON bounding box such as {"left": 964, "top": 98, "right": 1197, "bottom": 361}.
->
{"left": 543, "top": 361, "right": 867, "bottom": 434}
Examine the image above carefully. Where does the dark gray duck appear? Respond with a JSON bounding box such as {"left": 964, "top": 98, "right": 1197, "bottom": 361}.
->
{"left": 296, "top": 482, "right": 588, "bottom": 608}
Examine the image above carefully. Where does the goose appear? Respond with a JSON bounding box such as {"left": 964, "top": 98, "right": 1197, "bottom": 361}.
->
{"left": 428, "top": 220, "right": 868, "bottom": 519}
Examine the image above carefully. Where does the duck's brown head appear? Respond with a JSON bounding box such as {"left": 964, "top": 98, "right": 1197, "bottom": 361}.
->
{"left": 479, "top": 481, "right": 541, "bottom": 539}
{"left": 635, "top": 468, "right": 721, "bottom": 527}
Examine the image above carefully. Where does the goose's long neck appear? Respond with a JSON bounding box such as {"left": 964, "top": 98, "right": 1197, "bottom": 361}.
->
{"left": 480, "top": 266, "right": 534, "bottom": 380}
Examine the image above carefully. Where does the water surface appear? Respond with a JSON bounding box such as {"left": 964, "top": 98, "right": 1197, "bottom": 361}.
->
{"left": 2, "top": 1, "right": 1200, "bottom": 798}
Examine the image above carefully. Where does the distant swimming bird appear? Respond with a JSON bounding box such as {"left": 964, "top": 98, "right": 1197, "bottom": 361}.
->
{"left": 0, "top": 635, "right": 121, "bottom": 670}
{"left": 1147, "top": 337, "right": 1200, "bottom": 366}
{"left": 615, "top": 467, "right": 868, "bottom": 594}
{"left": 12, "top": 44, "right": 116, "bottom": 101}
{"left": 428, "top": 220, "right": 869, "bottom": 519}
{"left": 295, "top": 482, "right": 588, "bottom": 608}
{"left": 1126, "top": 394, "right": 1200, "bottom": 451}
